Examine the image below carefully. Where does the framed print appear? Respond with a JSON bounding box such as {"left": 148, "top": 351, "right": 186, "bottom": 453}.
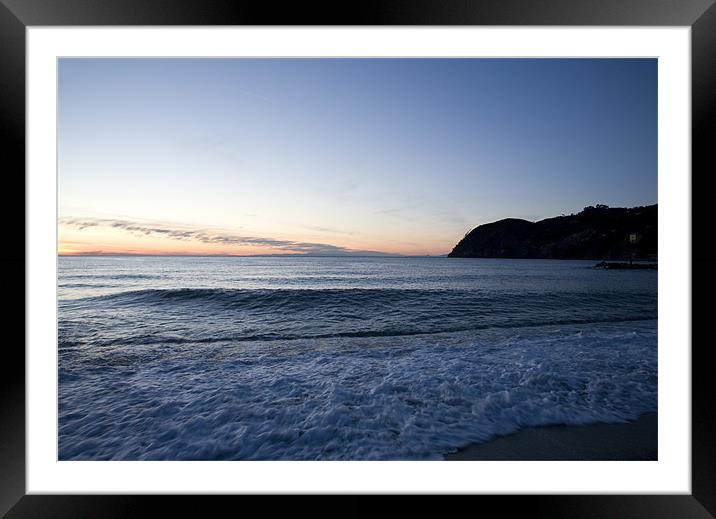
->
{"left": 4, "top": 0, "right": 715, "bottom": 516}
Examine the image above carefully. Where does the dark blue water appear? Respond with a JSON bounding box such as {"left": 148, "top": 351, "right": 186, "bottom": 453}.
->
{"left": 58, "top": 256, "right": 657, "bottom": 460}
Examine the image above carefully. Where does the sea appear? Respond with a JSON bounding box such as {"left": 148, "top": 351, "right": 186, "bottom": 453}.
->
{"left": 58, "top": 256, "right": 658, "bottom": 460}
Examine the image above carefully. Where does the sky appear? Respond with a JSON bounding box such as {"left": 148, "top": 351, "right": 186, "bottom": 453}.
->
{"left": 58, "top": 58, "right": 657, "bottom": 256}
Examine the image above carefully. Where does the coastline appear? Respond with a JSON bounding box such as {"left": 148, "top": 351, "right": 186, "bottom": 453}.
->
{"left": 444, "top": 412, "right": 657, "bottom": 461}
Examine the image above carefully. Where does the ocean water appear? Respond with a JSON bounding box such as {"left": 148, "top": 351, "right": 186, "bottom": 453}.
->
{"left": 58, "top": 256, "right": 657, "bottom": 460}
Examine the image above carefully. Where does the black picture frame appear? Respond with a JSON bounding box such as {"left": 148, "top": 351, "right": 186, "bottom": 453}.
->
{"left": 3, "top": 0, "right": 714, "bottom": 516}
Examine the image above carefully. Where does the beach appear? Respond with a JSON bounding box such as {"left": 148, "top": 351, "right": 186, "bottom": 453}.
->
{"left": 444, "top": 412, "right": 657, "bottom": 460}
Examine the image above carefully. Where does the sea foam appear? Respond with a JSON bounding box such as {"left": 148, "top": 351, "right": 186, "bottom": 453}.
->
{"left": 59, "top": 320, "right": 656, "bottom": 460}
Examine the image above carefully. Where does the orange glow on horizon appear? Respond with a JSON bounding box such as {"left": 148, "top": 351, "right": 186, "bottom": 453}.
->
{"left": 58, "top": 220, "right": 454, "bottom": 257}
{"left": 57, "top": 237, "right": 452, "bottom": 257}
{"left": 57, "top": 242, "right": 451, "bottom": 257}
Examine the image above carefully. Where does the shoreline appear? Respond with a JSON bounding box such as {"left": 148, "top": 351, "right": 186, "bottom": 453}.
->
{"left": 444, "top": 412, "right": 657, "bottom": 461}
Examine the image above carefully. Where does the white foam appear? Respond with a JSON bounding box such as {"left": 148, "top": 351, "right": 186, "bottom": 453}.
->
{"left": 58, "top": 320, "right": 657, "bottom": 460}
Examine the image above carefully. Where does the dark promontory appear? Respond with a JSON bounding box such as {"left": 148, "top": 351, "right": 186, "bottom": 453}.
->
{"left": 448, "top": 204, "right": 657, "bottom": 260}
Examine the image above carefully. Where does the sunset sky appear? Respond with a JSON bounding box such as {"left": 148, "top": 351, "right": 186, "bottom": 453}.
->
{"left": 58, "top": 58, "right": 657, "bottom": 256}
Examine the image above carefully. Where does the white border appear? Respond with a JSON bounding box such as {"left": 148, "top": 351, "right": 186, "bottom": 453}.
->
{"left": 27, "top": 27, "right": 691, "bottom": 494}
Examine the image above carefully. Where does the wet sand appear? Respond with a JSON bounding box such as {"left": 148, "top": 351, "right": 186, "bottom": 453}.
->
{"left": 444, "top": 413, "right": 657, "bottom": 460}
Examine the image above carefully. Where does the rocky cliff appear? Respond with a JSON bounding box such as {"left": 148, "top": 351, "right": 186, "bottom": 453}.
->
{"left": 448, "top": 204, "right": 657, "bottom": 260}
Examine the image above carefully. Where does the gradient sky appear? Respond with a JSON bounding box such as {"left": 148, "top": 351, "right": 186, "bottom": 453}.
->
{"left": 58, "top": 58, "right": 657, "bottom": 256}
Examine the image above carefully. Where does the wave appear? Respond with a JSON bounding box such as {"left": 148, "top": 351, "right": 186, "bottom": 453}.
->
{"left": 59, "top": 287, "right": 657, "bottom": 348}
{"left": 59, "top": 283, "right": 121, "bottom": 289}
{"left": 60, "top": 273, "right": 160, "bottom": 280}
{"left": 58, "top": 320, "right": 657, "bottom": 460}
{"left": 60, "top": 316, "right": 657, "bottom": 349}
{"left": 69, "top": 286, "right": 656, "bottom": 311}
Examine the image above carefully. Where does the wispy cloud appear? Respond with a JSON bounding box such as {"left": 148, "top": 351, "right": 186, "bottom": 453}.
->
{"left": 60, "top": 217, "right": 386, "bottom": 255}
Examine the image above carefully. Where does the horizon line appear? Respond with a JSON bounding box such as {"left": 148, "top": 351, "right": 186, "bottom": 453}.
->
{"left": 58, "top": 253, "right": 449, "bottom": 258}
